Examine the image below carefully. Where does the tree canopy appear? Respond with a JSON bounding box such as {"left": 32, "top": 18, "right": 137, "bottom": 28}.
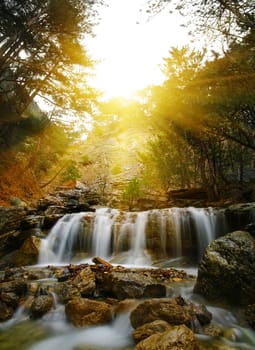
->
{"left": 0, "top": 0, "right": 102, "bottom": 146}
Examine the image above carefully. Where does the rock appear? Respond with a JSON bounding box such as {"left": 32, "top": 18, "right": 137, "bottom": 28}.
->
{"left": 130, "top": 298, "right": 192, "bottom": 329}
{"left": 37, "top": 195, "right": 64, "bottom": 210}
{"left": 115, "top": 299, "right": 139, "bottom": 315}
{"left": 0, "top": 291, "right": 19, "bottom": 308}
{"left": 71, "top": 267, "right": 96, "bottom": 297}
{"left": 184, "top": 300, "right": 212, "bottom": 326}
{"left": 37, "top": 188, "right": 99, "bottom": 215}
{"left": 0, "top": 279, "right": 27, "bottom": 297}
{"left": 194, "top": 230, "right": 255, "bottom": 305}
{"left": 0, "top": 206, "right": 27, "bottom": 256}
{"left": 55, "top": 282, "right": 80, "bottom": 303}
{"left": 9, "top": 196, "right": 27, "bottom": 208}
{"left": 0, "top": 300, "right": 14, "bottom": 321}
{"left": 30, "top": 295, "right": 54, "bottom": 319}
{"left": 202, "top": 323, "right": 223, "bottom": 337}
{"left": 97, "top": 269, "right": 166, "bottom": 299}
{"left": 65, "top": 298, "right": 113, "bottom": 327}
{"left": 245, "top": 304, "right": 255, "bottom": 329}
{"left": 20, "top": 215, "right": 44, "bottom": 229}
{"left": 11, "top": 236, "right": 41, "bottom": 266}
{"left": 225, "top": 203, "right": 255, "bottom": 232}
{"left": 0, "top": 279, "right": 27, "bottom": 321}
{"left": 133, "top": 320, "right": 171, "bottom": 343}
{"left": 134, "top": 324, "right": 198, "bottom": 350}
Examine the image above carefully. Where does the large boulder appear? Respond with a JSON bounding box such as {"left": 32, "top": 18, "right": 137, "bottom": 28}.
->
{"left": 96, "top": 269, "right": 166, "bottom": 299}
{"left": 194, "top": 230, "right": 255, "bottom": 305}
{"left": 130, "top": 298, "right": 192, "bottom": 329}
{"left": 134, "top": 325, "right": 198, "bottom": 350}
{"left": 65, "top": 298, "right": 113, "bottom": 327}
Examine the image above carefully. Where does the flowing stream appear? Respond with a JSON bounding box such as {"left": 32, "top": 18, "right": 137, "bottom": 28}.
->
{"left": 1, "top": 206, "right": 255, "bottom": 350}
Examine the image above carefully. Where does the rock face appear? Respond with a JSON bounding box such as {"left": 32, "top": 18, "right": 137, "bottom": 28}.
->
{"left": 65, "top": 298, "right": 113, "bottom": 327}
{"left": 0, "top": 207, "right": 27, "bottom": 257}
{"left": 0, "top": 186, "right": 101, "bottom": 261}
{"left": 11, "top": 236, "right": 41, "bottom": 266}
{"left": 194, "top": 230, "right": 255, "bottom": 305}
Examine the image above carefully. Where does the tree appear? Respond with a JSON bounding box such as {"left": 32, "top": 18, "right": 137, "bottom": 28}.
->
{"left": 122, "top": 177, "right": 143, "bottom": 211}
{"left": 146, "top": 0, "right": 255, "bottom": 42}
{"left": 0, "top": 0, "right": 102, "bottom": 125}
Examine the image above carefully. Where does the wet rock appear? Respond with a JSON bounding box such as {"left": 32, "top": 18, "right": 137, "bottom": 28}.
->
{"left": 0, "top": 279, "right": 27, "bottom": 297}
{"left": 30, "top": 295, "right": 54, "bottom": 319}
{"left": 97, "top": 269, "right": 166, "bottom": 299}
{"left": 0, "top": 300, "right": 14, "bottom": 321}
{"left": 133, "top": 320, "right": 171, "bottom": 343}
{"left": 194, "top": 230, "right": 255, "bottom": 305}
{"left": 130, "top": 298, "right": 192, "bottom": 329}
{"left": 184, "top": 299, "right": 212, "bottom": 326}
{"left": 115, "top": 299, "right": 139, "bottom": 315}
{"left": 11, "top": 236, "right": 41, "bottom": 266}
{"left": 202, "top": 323, "right": 223, "bottom": 337}
{"left": 245, "top": 304, "right": 255, "bottom": 329}
{"left": 71, "top": 267, "right": 96, "bottom": 297}
{"left": 0, "top": 291, "right": 19, "bottom": 308}
{"left": 65, "top": 298, "right": 113, "bottom": 327}
{"left": 134, "top": 324, "right": 198, "bottom": 350}
{"left": 55, "top": 282, "right": 81, "bottom": 303}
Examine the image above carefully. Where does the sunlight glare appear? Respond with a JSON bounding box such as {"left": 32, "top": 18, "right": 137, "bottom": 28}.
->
{"left": 87, "top": 0, "right": 189, "bottom": 99}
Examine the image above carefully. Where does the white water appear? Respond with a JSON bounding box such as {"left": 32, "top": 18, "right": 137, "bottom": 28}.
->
{"left": 122, "top": 211, "right": 151, "bottom": 266}
{"left": 188, "top": 207, "right": 217, "bottom": 259}
{"left": 29, "top": 313, "right": 133, "bottom": 350}
{"left": 38, "top": 207, "right": 228, "bottom": 266}
{"left": 39, "top": 212, "right": 87, "bottom": 264}
{"left": 91, "top": 208, "right": 119, "bottom": 259}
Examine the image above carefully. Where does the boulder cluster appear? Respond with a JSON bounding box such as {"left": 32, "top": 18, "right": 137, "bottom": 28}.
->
{"left": 1, "top": 260, "right": 254, "bottom": 349}
{"left": 0, "top": 263, "right": 211, "bottom": 349}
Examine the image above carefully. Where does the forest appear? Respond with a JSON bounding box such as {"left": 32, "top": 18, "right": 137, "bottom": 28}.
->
{"left": 0, "top": 0, "right": 255, "bottom": 208}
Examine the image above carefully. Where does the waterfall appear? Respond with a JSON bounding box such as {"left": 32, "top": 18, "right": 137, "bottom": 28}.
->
{"left": 91, "top": 208, "right": 118, "bottom": 259}
{"left": 38, "top": 207, "right": 229, "bottom": 266}
{"left": 39, "top": 212, "right": 87, "bottom": 264}
{"left": 187, "top": 207, "right": 217, "bottom": 259}
{"left": 122, "top": 211, "right": 151, "bottom": 266}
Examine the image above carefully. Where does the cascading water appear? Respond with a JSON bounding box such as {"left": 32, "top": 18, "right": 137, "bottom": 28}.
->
{"left": 39, "top": 212, "right": 87, "bottom": 264}
{"left": 38, "top": 206, "right": 229, "bottom": 266}
{"left": 91, "top": 208, "right": 119, "bottom": 259}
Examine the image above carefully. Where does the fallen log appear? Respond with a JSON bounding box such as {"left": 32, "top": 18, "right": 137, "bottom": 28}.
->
{"left": 92, "top": 256, "right": 113, "bottom": 267}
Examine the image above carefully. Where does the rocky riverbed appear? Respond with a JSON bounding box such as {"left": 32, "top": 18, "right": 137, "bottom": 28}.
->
{"left": 1, "top": 186, "right": 255, "bottom": 349}
{"left": 0, "top": 261, "right": 255, "bottom": 350}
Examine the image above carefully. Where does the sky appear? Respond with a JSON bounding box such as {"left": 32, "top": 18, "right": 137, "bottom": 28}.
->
{"left": 87, "top": 0, "right": 190, "bottom": 98}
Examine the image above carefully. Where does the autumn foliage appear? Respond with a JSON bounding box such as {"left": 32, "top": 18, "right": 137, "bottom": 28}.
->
{"left": 0, "top": 150, "right": 43, "bottom": 206}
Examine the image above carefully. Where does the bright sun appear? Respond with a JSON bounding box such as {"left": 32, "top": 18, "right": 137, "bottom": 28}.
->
{"left": 87, "top": 0, "right": 189, "bottom": 99}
